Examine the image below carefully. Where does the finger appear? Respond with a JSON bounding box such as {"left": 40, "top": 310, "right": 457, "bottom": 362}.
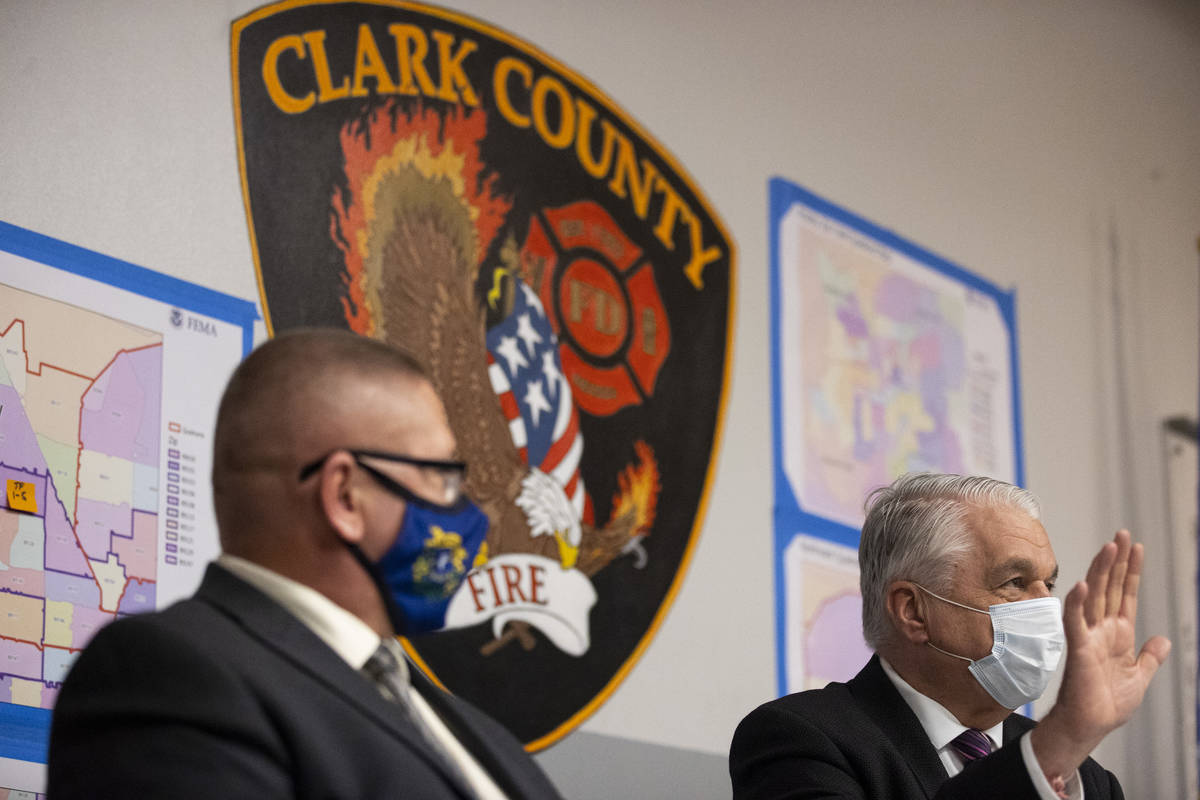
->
{"left": 1120, "top": 541, "right": 1144, "bottom": 620}
{"left": 1063, "top": 580, "right": 1089, "bottom": 645}
{"left": 1084, "top": 541, "right": 1117, "bottom": 625}
{"left": 1105, "top": 530, "right": 1131, "bottom": 618}
{"left": 1137, "top": 635, "right": 1172, "bottom": 681}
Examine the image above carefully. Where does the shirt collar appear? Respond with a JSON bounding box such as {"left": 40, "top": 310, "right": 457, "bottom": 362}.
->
{"left": 879, "top": 657, "right": 1004, "bottom": 751}
{"left": 217, "top": 553, "right": 384, "bottom": 671}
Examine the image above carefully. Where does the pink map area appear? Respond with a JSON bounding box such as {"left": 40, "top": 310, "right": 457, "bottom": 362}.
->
{"left": 805, "top": 592, "right": 872, "bottom": 681}
{"left": 68, "top": 604, "right": 115, "bottom": 650}
{"left": 0, "top": 509, "right": 46, "bottom": 597}
{"left": 0, "top": 639, "right": 41, "bottom": 681}
{"left": 112, "top": 509, "right": 156, "bottom": 582}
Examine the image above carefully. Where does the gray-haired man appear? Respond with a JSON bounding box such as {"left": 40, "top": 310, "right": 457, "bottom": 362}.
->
{"left": 731, "top": 473, "right": 1169, "bottom": 799}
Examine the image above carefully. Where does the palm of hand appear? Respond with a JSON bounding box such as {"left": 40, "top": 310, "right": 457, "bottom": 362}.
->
{"left": 1056, "top": 532, "right": 1171, "bottom": 737}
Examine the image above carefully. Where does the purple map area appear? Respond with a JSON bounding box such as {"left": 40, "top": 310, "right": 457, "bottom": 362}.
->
{"left": 45, "top": 570, "right": 101, "bottom": 609}
{"left": 75, "top": 497, "right": 132, "bottom": 561}
{"left": 0, "top": 384, "right": 46, "bottom": 483}
{"left": 81, "top": 347, "right": 162, "bottom": 467}
{"left": 44, "top": 477, "right": 89, "bottom": 577}
{"left": 118, "top": 579, "right": 155, "bottom": 614}
{"left": 805, "top": 592, "right": 872, "bottom": 681}
{"left": 872, "top": 273, "right": 923, "bottom": 320}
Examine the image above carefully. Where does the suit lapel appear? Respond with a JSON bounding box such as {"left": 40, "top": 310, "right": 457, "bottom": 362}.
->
{"left": 408, "top": 663, "right": 529, "bottom": 800}
{"left": 194, "top": 564, "right": 474, "bottom": 796}
{"left": 848, "top": 655, "right": 948, "bottom": 798}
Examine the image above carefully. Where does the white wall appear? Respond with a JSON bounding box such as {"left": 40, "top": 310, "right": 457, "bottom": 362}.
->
{"left": 2, "top": 1, "right": 1198, "bottom": 795}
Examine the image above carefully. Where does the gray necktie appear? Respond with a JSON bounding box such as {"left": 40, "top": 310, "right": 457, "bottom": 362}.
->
{"left": 362, "top": 642, "right": 476, "bottom": 798}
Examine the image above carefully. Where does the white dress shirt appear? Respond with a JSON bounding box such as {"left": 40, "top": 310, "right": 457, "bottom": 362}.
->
{"left": 217, "top": 554, "right": 508, "bottom": 800}
{"left": 879, "top": 658, "right": 1080, "bottom": 800}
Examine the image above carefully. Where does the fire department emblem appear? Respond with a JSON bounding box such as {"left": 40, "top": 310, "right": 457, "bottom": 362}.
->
{"left": 232, "top": 0, "right": 733, "bottom": 748}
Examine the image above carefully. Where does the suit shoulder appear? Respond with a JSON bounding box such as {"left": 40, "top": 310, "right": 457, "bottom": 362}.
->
{"left": 77, "top": 595, "right": 222, "bottom": 648}
{"left": 58, "top": 597, "right": 242, "bottom": 697}
{"left": 731, "top": 681, "right": 863, "bottom": 751}
{"left": 741, "top": 681, "right": 855, "bottom": 722}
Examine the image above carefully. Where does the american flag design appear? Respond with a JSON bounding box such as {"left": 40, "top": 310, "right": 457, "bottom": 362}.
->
{"left": 486, "top": 278, "right": 587, "bottom": 519}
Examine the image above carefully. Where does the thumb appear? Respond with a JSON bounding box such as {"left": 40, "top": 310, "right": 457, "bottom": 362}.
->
{"left": 1137, "top": 635, "right": 1172, "bottom": 679}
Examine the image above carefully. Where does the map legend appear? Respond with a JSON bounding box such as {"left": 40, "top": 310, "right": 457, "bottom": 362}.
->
{"left": 161, "top": 429, "right": 200, "bottom": 570}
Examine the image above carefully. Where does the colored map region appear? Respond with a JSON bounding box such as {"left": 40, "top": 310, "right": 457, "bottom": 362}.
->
{"left": 779, "top": 204, "right": 1014, "bottom": 529}
{"left": 783, "top": 534, "right": 872, "bottom": 693}
{"left": 0, "top": 282, "right": 161, "bottom": 710}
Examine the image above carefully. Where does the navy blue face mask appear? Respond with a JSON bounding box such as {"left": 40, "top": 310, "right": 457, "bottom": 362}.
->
{"left": 300, "top": 450, "right": 489, "bottom": 636}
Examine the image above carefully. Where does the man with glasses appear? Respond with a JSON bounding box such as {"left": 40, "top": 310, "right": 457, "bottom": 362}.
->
{"left": 48, "top": 329, "right": 563, "bottom": 799}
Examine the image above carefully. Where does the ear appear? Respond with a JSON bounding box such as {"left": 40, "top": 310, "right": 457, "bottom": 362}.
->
{"left": 887, "top": 580, "right": 931, "bottom": 644}
{"left": 317, "top": 451, "right": 367, "bottom": 545}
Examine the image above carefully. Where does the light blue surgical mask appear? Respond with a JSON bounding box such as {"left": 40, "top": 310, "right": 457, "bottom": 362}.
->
{"left": 917, "top": 585, "right": 1065, "bottom": 709}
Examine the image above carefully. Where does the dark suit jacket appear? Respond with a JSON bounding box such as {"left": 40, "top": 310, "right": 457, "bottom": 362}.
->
{"left": 48, "top": 563, "right": 563, "bottom": 799}
{"left": 729, "top": 655, "right": 1122, "bottom": 800}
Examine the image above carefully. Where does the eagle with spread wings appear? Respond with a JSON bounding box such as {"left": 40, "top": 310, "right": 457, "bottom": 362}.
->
{"left": 331, "top": 104, "right": 659, "bottom": 651}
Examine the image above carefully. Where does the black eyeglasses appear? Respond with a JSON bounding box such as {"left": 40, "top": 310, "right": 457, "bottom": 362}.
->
{"left": 299, "top": 449, "right": 468, "bottom": 508}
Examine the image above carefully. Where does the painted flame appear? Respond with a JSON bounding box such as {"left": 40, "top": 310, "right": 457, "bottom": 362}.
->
{"left": 610, "top": 440, "right": 660, "bottom": 534}
{"left": 330, "top": 102, "right": 511, "bottom": 334}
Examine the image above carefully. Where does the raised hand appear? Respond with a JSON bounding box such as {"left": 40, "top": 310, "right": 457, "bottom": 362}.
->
{"left": 1030, "top": 530, "right": 1171, "bottom": 782}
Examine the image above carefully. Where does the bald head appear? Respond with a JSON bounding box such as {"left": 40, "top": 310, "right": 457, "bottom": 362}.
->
{"left": 212, "top": 328, "right": 433, "bottom": 551}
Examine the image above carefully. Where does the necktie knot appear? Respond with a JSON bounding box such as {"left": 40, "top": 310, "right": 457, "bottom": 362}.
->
{"left": 361, "top": 641, "right": 477, "bottom": 797}
{"left": 362, "top": 642, "right": 407, "bottom": 702}
{"left": 950, "top": 728, "right": 992, "bottom": 763}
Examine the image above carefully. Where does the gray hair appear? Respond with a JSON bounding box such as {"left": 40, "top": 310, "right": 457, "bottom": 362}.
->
{"left": 858, "top": 472, "right": 1041, "bottom": 650}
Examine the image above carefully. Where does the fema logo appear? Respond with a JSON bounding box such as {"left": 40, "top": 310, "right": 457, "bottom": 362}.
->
{"left": 232, "top": 0, "right": 733, "bottom": 748}
{"left": 169, "top": 308, "right": 183, "bottom": 328}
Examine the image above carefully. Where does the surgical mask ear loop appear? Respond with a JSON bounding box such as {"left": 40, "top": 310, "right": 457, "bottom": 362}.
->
{"left": 927, "top": 641, "right": 973, "bottom": 662}
{"left": 915, "top": 584, "right": 990, "bottom": 615}
{"left": 915, "top": 584, "right": 987, "bottom": 663}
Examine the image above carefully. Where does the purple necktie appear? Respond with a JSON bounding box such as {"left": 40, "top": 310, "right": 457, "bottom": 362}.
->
{"left": 950, "top": 728, "right": 992, "bottom": 763}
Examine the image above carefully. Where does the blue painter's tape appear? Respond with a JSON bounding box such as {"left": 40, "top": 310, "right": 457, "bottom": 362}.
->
{"left": 0, "top": 220, "right": 259, "bottom": 353}
{"left": 0, "top": 702, "right": 51, "bottom": 763}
